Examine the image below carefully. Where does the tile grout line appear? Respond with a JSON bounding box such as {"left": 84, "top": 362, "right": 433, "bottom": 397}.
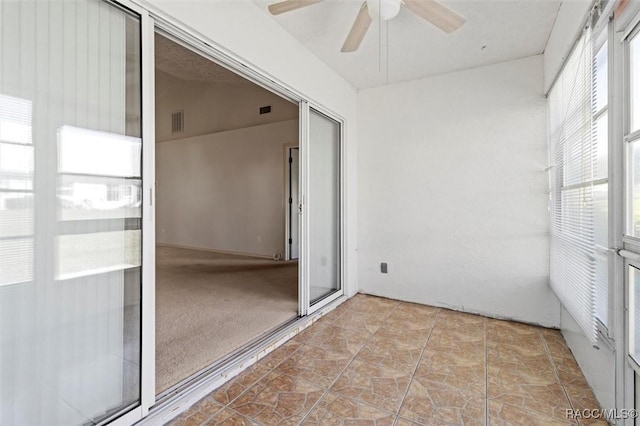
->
{"left": 540, "top": 330, "right": 579, "bottom": 425}
{"left": 180, "top": 297, "right": 401, "bottom": 425}
{"left": 196, "top": 341, "right": 307, "bottom": 425}
{"left": 393, "top": 308, "right": 444, "bottom": 426}
{"left": 297, "top": 300, "right": 404, "bottom": 424}
{"left": 484, "top": 317, "right": 488, "bottom": 426}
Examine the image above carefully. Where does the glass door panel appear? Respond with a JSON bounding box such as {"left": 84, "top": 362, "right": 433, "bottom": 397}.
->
{"left": 0, "top": 0, "right": 143, "bottom": 424}
{"left": 307, "top": 108, "right": 341, "bottom": 305}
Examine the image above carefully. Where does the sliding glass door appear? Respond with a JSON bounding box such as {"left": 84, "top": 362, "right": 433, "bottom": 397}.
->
{"left": 0, "top": 0, "right": 144, "bottom": 424}
{"left": 302, "top": 106, "right": 343, "bottom": 313}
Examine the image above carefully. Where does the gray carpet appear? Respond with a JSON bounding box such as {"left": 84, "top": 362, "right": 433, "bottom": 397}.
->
{"left": 155, "top": 246, "right": 298, "bottom": 393}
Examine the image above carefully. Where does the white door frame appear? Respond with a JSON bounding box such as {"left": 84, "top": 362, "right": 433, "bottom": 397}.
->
{"left": 300, "top": 102, "right": 346, "bottom": 316}
{"left": 140, "top": 5, "right": 157, "bottom": 418}
{"left": 616, "top": 6, "right": 640, "bottom": 422}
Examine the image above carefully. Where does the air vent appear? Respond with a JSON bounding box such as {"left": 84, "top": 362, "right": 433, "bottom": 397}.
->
{"left": 171, "top": 110, "right": 184, "bottom": 134}
{"left": 259, "top": 105, "right": 272, "bottom": 115}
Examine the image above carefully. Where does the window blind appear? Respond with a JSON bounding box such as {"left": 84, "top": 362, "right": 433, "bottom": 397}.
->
{"left": 548, "top": 27, "right": 598, "bottom": 345}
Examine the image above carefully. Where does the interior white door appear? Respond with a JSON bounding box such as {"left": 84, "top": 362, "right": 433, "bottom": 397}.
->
{"left": 289, "top": 147, "right": 300, "bottom": 260}
{"left": 0, "top": 1, "right": 144, "bottom": 424}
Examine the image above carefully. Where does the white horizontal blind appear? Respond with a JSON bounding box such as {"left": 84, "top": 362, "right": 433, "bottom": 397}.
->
{"left": 548, "top": 26, "right": 598, "bottom": 344}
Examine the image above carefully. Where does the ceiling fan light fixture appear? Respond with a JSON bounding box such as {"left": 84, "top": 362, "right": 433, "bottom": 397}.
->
{"left": 366, "top": 0, "right": 401, "bottom": 21}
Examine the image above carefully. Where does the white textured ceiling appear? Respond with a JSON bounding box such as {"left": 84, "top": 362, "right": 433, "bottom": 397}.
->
{"left": 252, "top": 0, "right": 561, "bottom": 89}
{"left": 155, "top": 34, "right": 249, "bottom": 83}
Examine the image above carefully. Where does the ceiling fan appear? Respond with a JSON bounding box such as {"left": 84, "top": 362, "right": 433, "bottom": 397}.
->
{"left": 267, "top": 0, "right": 465, "bottom": 53}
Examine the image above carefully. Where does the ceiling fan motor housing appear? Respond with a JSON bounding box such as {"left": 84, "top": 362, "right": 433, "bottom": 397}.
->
{"left": 366, "top": 0, "right": 402, "bottom": 21}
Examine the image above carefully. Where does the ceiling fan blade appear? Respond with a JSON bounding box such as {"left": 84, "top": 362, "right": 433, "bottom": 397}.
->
{"left": 341, "top": 2, "right": 372, "bottom": 53}
{"left": 268, "top": 0, "right": 324, "bottom": 15}
{"left": 403, "top": 0, "right": 465, "bottom": 33}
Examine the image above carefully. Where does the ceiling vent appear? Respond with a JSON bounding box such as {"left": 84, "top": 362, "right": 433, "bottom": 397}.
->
{"left": 171, "top": 110, "right": 184, "bottom": 134}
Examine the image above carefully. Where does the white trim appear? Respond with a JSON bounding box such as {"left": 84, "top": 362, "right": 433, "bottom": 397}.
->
{"left": 108, "top": 0, "right": 143, "bottom": 15}
{"left": 308, "top": 290, "right": 343, "bottom": 316}
{"left": 140, "top": 8, "right": 156, "bottom": 416}
{"left": 623, "top": 128, "right": 640, "bottom": 142}
{"left": 107, "top": 407, "right": 143, "bottom": 426}
{"left": 156, "top": 242, "right": 278, "bottom": 261}
{"left": 622, "top": 9, "right": 640, "bottom": 42}
{"left": 299, "top": 101, "right": 310, "bottom": 316}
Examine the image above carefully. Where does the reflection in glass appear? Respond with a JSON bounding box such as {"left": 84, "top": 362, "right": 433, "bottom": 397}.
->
{"left": 595, "top": 44, "right": 608, "bottom": 113}
{"left": 0, "top": 94, "right": 33, "bottom": 287}
{"left": 632, "top": 142, "right": 640, "bottom": 237}
{"left": 593, "top": 184, "right": 607, "bottom": 248}
{"left": 631, "top": 35, "right": 640, "bottom": 133}
{"left": 595, "top": 252, "right": 608, "bottom": 327}
{"left": 57, "top": 231, "right": 141, "bottom": 280}
{"left": 58, "top": 175, "right": 142, "bottom": 221}
{"left": 58, "top": 126, "right": 141, "bottom": 178}
{"left": 0, "top": 239, "right": 33, "bottom": 286}
{"left": 0, "top": 143, "right": 34, "bottom": 190}
{"left": 595, "top": 112, "right": 608, "bottom": 180}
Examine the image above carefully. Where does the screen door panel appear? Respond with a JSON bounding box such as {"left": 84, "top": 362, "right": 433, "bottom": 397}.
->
{"left": 0, "top": 1, "right": 143, "bottom": 424}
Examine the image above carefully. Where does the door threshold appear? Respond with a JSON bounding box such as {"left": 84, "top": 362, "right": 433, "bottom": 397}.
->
{"left": 138, "top": 295, "right": 347, "bottom": 425}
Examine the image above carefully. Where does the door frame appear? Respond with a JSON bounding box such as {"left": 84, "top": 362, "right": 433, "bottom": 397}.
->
{"left": 88, "top": 2, "right": 354, "bottom": 423}
{"left": 300, "top": 102, "right": 346, "bottom": 316}
{"left": 616, "top": 6, "right": 640, "bottom": 422}
{"left": 139, "top": 4, "right": 156, "bottom": 419}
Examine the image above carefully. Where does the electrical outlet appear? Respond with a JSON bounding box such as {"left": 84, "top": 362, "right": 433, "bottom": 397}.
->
{"left": 257, "top": 236, "right": 262, "bottom": 244}
{"left": 381, "top": 263, "right": 388, "bottom": 273}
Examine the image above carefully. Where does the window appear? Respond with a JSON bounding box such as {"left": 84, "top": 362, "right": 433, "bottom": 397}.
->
{"left": 594, "top": 41, "right": 609, "bottom": 329}
{"left": 0, "top": 94, "right": 33, "bottom": 286}
{"left": 629, "top": 30, "right": 640, "bottom": 236}
{"left": 56, "top": 126, "right": 142, "bottom": 280}
{"left": 548, "top": 26, "right": 604, "bottom": 344}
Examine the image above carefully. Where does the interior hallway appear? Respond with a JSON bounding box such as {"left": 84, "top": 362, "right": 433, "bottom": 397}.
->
{"left": 156, "top": 246, "right": 298, "bottom": 393}
{"left": 167, "top": 294, "right": 604, "bottom": 425}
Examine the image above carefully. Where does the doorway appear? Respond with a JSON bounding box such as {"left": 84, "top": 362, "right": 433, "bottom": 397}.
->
{"left": 153, "top": 32, "right": 302, "bottom": 394}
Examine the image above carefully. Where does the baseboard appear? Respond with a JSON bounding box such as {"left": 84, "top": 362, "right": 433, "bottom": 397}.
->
{"left": 357, "top": 290, "right": 561, "bottom": 330}
{"left": 156, "top": 242, "right": 275, "bottom": 260}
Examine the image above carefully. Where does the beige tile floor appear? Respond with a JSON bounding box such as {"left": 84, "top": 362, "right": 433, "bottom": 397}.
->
{"left": 167, "top": 294, "right": 606, "bottom": 426}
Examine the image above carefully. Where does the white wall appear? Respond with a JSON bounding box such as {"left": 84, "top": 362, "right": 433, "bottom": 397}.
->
{"left": 144, "top": 0, "right": 359, "bottom": 296}
{"left": 358, "top": 55, "right": 560, "bottom": 327}
{"left": 156, "top": 119, "right": 298, "bottom": 257}
{"left": 155, "top": 70, "right": 298, "bottom": 142}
